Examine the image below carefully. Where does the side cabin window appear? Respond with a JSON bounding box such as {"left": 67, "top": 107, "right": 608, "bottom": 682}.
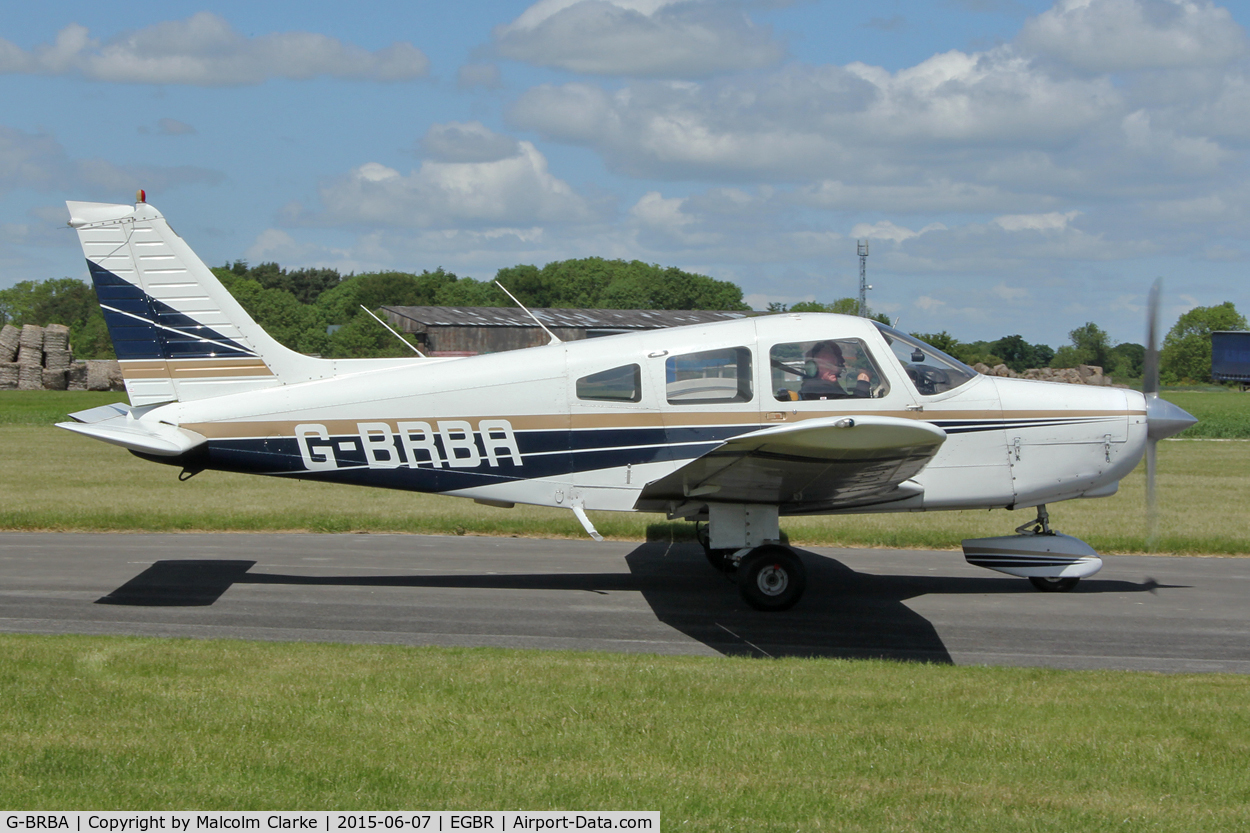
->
{"left": 771, "top": 339, "right": 889, "bottom": 401}
{"left": 666, "top": 347, "right": 753, "bottom": 404}
{"left": 873, "top": 323, "right": 977, "bottom": 396}
{"left": 577, "top": 364, "right": 642, "bottom": 403}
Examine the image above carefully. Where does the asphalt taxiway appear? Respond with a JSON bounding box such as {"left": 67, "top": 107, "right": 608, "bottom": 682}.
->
{"left": 0, "top": 532, "right": 1246, "bottom": 673}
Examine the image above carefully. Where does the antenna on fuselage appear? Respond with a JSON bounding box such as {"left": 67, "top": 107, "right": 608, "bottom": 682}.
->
{"left": 494, "top": 280, "right": 562, "bottom": 345}
{"left": 358, "top": 305, "right": 427, "bottom": 357}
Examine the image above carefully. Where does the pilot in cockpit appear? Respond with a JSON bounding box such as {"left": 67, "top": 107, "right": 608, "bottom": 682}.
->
{"left": 801, "top": 340, "right": 872, "bottom": 399}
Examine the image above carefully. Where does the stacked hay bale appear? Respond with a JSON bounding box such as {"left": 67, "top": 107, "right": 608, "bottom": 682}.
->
{"left": 42, "top": 324, "right": 72, "bottom": 391}
{"left": 67, "top": 360, "right": 89, "bottom": 391}
{"left": 0, "top": 324, "right": 19, "bottom": 389}
{"left": 17, "top": 324, "right": 44, "bottom": 390}
{"left": 86, "top": 361, "right": 123, "bottom": 391}
{"left": 972, "top": 361, "right": 1118, "bottom": 387}
{"left": 0, "top": 321, "right": 124, "bottom": 391}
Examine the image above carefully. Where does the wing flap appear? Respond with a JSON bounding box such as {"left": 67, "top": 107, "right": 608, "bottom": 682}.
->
{"left": 636, "top": 415, "right": 946, "bottom": 510}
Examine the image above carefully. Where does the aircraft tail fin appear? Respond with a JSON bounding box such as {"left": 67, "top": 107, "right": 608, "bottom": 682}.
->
{"left": 67, "top": 199, "right": 331, "bottom": 405}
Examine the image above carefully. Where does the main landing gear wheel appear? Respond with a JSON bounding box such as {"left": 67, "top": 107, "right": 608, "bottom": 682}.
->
{"left": 1029, "top": 576, "right": 1080, "bottom": 593}
{"left": 696, "top": 522, "right": 737, "bottom": 573}
{"left": 737, "top": 545, "right": 807, "bottom": 611}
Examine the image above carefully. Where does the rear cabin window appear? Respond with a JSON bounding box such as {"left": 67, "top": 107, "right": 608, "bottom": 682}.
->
{"left": 770, "top": 339, "right": 889, "bottom": 401}
{"left": 577, "top": 364, "right": 642, "bottom": 402}
{"left": 666, "top": 347, "right": 754, "bottom": 404}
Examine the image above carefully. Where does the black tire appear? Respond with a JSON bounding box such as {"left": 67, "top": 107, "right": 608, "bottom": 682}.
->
{"left": 1029, "top": 576, "right": 1080, "bottom": 593}
{"left": 737, "top": 545, "right": 806, "bottom": 611}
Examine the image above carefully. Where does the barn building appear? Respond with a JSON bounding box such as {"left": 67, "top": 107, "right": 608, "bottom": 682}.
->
{"left": 380, "top": 306, "right": 754, "bottom": 356}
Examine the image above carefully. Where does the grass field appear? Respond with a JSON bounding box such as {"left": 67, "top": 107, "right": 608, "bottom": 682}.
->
{"left": 1, "top": 634, "right": 1248, "bottom": 830}
{"left": 1165, "top": 390, "right": 1250, "bottom": 439}
{"left": 1, "top": 400, "right": 1248, "bottom": 827}
{"left": 1, "top": 391, "right": 1246, "bottom": 553}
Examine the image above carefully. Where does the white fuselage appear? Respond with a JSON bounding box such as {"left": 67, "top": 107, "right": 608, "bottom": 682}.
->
{"left": 141, "top": 314, "right": 1146, "bottom": 516}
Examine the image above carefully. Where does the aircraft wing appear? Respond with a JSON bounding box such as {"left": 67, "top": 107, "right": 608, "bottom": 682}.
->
{"left": 635, "top": 415, "right": 946, "bottom": 512}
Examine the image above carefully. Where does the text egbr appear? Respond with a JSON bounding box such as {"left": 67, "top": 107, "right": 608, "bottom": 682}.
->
{"left": 295, "top": 420, "right": 522, "bottom": 472}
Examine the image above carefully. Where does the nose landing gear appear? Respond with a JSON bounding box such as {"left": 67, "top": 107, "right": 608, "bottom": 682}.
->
{"left": 962, "top": 504, "right": 1103, "bottom": 592}
{"left": 1028, "top": 576, "right": 1082, "bottom": 593}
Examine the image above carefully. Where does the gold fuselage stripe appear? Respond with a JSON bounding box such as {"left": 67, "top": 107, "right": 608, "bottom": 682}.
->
{"left": 181, "top": 409, "right": 1142, "bottom": 441}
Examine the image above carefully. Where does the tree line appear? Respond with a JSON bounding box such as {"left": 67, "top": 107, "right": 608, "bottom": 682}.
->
{"left": 765, "top": 296, "right": 1245, "bottom": 385}
{"left": 210, "top": 258, "right": 749, "bottom": 358}
{"left": 915, "top": 304, "right": 1246, "bottom": 385}
{"left": 0, "top": 258, "right": 749, "bottom": 360}
{"left": 0, "top": 263, "right": 1243, "bottom": 385}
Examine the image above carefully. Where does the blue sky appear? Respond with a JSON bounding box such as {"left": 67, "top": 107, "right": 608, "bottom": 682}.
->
{"left": 2, "top": 0, "right": 1247, "bottom": 347}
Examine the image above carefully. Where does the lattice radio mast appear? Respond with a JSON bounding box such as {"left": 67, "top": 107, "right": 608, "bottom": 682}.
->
{"left": 857, "top": 239, "right": 871, "bottom": 318}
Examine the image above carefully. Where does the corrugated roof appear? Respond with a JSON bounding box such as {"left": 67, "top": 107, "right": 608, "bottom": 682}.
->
{"left": 382, "top": 306, "right": 752, "bottom": 329}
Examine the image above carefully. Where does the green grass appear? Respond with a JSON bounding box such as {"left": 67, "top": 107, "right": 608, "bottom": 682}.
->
{"left": 1, "top": 634, "right": 1247, "bottom": 829}
{"left": 1164, "top": 390, "right": 1250, "bottom": 439}
{"left": 0, "top": 390, "right": 115, "bottom": 425}
{"left": 2, "top": 391, "right": 1247, "bottom": 553}
{"left": 1, "top": 402, "right": 1247, "bottom": 828}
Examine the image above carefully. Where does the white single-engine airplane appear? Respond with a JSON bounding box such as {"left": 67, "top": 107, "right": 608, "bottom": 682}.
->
{"left": 59, "top": 197, "right": 1197, "bottom": 610}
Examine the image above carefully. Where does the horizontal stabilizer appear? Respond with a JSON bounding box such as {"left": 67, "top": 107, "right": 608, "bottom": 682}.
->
{"left": 64, "top": 402, "right": 132, "bottom": 424}
{"left": 57, "top": 411, "right": 206, "bottom": 457}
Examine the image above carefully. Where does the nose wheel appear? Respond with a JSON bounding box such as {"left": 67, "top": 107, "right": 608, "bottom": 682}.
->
{"left": 1029, "top": 576, "right": 1080, "bottom": 592}
{"left": 737, "top": 545, "right": 807, "bottom": 611}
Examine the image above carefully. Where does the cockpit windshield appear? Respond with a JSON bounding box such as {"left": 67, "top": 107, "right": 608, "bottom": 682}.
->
{"left": 873, "top": 322, "right": 978, "bottom": 396}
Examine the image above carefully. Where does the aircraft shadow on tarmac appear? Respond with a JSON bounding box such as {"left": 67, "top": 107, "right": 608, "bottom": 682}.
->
{"left": 95, "top": 543, "right": 1177, "bottom": 662}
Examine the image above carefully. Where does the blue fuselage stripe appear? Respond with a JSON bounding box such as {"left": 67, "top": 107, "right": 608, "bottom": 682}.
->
{"left": 200, "top": 424, "right": 750, "bottom": 492}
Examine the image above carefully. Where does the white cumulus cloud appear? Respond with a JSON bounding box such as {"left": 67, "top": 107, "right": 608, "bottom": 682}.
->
{"left": 421, "top": 122, "right": 521, "bottom": 164}
{"left": 292, "top": 142, "right": 594, "bottom": 229}
{"left": 993, "top": 210, "right": 1082, "bottom": 232}
{"left": 629, "top": 190, "right": 724, "bottom": 245}
{"left": 1019, "top": 0, "right": 1246, "bottom": 73}
{"left": 850, "top": 220, "right": 947, "bottom": 244}
{"left": 0, "top": 13, "right": 430, "bottom": 85}
{"left": 493, "top": 0, "right": 784, "bottom": 77}
{"left": 509, "top": 50, "right": 1123, "bottom": 188}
